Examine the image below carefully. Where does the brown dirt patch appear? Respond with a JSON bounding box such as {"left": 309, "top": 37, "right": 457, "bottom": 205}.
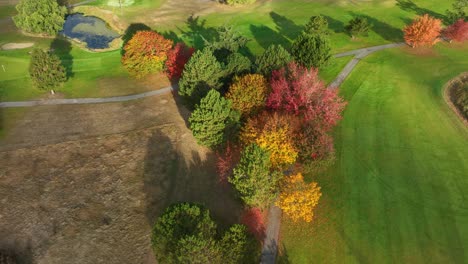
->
{"left": 0, "top": 95, "right": 242, "bottom": 263}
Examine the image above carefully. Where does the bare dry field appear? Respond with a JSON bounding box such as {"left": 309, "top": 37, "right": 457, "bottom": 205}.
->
{"left": 0, "top": 95, "right": 242, "bottom": 263}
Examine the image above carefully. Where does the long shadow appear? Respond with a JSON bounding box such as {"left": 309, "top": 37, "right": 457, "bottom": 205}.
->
{"left": 270, "top": 12, "right": 303, "bottom": 41}
{"left": 323, "top": 15, "right": 345, "bottom": 33}
{"left": 276, "top": 243, "right": 291, "bottom": 264}
{"left": 250, "top": 24, "right": 290, "bottom": 50}
{"left": 50, "top": 38, "right": 73, "bottom": 78}
{"left": 349, "top": 12, "right": 403, "bottom": 42}
{"left": 143, "top": 112, "right": 243, "bottom": 228}
{"left": 178, "top": 15, "right": 219, "bottom": 50}
{"left": 395, "top": 0, "right": 447, "bottom": 22}
{"left": 0, "top": 236, "right": 33, "bottom": 264}
{"left": 121, "top": 23, "right": 152, "bottom": 55}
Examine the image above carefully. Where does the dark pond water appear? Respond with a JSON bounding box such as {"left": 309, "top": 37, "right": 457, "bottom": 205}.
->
{"left": 61, "top": 13, "right": 119, "bottom": 49}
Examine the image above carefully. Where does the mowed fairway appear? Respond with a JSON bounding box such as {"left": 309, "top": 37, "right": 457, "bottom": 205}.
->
{"left": 280, "top": 44, "right": 468, "bottom": 263}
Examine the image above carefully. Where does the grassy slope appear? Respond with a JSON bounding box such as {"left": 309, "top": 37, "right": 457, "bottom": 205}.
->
{"left": 280, "top": 43, "right": 468, "bottom": 263}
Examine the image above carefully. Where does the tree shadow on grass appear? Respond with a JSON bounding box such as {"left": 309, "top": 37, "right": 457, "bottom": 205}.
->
{"left": 395, "top": 0, "right": 447, "bottom": 22}
{"left": 323, "top": 15, "right": 345, "bottom": 33}
{"left": 250, "top": 24, "right": 290, "bottom": 50}
{"left": 50, "top": 37, "right": 73, "bottom": 79}
{"left": 143, "top": 114, "right": 243, "bottom": 228}
{"left": 0, "top": 236, "right": 33, "bottom": 264}
{"left": 349, "top": 12, "right": 403, "bottom": 42}
{"left": 270, "top": 12, "right": 303, "bottom": 41}
{"left": 178, "top": 15, "right": 219, "bottom": 50}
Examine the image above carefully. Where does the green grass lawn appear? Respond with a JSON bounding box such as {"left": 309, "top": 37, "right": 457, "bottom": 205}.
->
{"left": 279, "top": 43, "right": 468, "bottom": 263}
{"left": 156, "top": 0, "right": 453, "bottom": 54}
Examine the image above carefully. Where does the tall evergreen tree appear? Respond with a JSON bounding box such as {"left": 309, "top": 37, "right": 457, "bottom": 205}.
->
{"left": 14, "top": 0, "right": 67, "bottom": 35}
{"left": 345, "top": 17, "right": 371, "bottom": 38}
{"left": 179, "top": 49, "right": 224, "bottom": 105}
{"left": 291, "top": 33, "right": 331, "bottom": 69}
{"left": 29, "top": 48, "right": 67, "bottom": 90}
{"left": 304, "top": 15, "right": 330, "bottom": 35}
{"left": 189, "top": 90, "right": 240, "bottom": 148}
{"left": 255, "top": 44, "right": 292, "bottom": 76}
{"left": 229, "top": 144, "right": 280, "bottom": 207}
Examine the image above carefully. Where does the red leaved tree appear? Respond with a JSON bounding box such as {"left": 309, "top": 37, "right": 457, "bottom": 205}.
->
{"left": 215, "top": 142, "right": 241, "bottom": 185}
{"left": 443, "top": 19, "right": 468, "bottom": 43}
{"left": 165, "top": 43, "right": 195, "bottom": 82}
{"left": 122, "top": 30, "right": 173, "bottom": 78}
{"left": 403, "top": 14, "right": 442, "bottom": 47}
{"left": 266, "top": 62, "right": 346, "bottom": 132}
{"left": 241, "top": 207, "right": 266, "bottom": 241}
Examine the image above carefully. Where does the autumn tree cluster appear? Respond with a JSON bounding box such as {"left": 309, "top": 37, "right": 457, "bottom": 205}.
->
{"left": 175, "top": 20, "right": 346, "bottom": 225}
{"left": 121, "top": 29, "right": 195, "bottom": 79}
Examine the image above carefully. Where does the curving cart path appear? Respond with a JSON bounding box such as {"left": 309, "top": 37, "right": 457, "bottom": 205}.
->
{"left": 0, "top": 43, "right": 405, "bottom": 108}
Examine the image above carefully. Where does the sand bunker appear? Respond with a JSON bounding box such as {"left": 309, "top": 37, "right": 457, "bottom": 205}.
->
{"left": 2, "top": 42, "right": 34, "bottom": 50}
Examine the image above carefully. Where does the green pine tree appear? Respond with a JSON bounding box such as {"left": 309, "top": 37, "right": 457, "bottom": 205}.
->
{"left": 229, "top": 144, "right": 281, "bottom": 207}
{"left": 179, "top": 49, "right": 224, "bottom": 106}
{"left": 304, "top": 15, "right": 330, "bottom": 35}
{"left": 291, "top": 33, "right": 332, "bottom": 69}
{"left": 255, "top": 44, "right": 292, "bottom": 75}
{"left": 345, "top": 17, "right": 371, "bottom": 38}
{"left": 189, "top": 90, "right": 240, "bottom": 148}
{"left": 29, "top": 48, "right": 67, "bottom": 90}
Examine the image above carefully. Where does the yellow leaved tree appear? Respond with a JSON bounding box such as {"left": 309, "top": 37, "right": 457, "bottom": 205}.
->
{"left": 276, "top": 173, "right": 322, "bottom": 222}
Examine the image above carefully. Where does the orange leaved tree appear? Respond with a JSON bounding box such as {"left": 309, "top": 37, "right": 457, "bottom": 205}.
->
{"left": 226, "top": 74, "right": 269, "bottom": 117}
{"left": 122, "top": 30, "right": 173, "bottom": 78}
{"left": 276, "top": 173, "right": 322, "bottom": 223}
{"left": 240, "top": 112, "right": 298, "bottom": 168}
{"left": 403, "top": 14, "right": 442, "bottom": 48}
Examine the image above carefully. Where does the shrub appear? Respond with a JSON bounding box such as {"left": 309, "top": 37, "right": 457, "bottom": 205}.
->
{"left": 29, "top": 49, "right": 67, "bottom": 91}
{"left": 13, "top": 0, "right": 66, "bottom": 35}
{"left": 189, "top": 90, "right": 240, "bottom": 148}
{"left": 179, "top": 49, "right": 224, "bottom": 105}
{"left": 345, "top": 16, "right": 371, "bottom": 38}
{"left": 226, "top": 74, "right": 269, "bottom": 117}
{"left": 165, "top": 43, "right": 195, "bottom": 81}
{"left": 291, "top": 33, "right": 331, "bottom": 69}
{"left": 216, "top": 142, "right": 241, "bottom": 184}
{"left": 229, "top": 144, "right": 280, "bottom": 208}
{"left": 403, "top": 14, "right": 442, "bottom": 48}
{"left": 121, "top": 31, "right": 173, "bottom": 78}
{"left": 443, "top": 19, "right": 468, "bottom": 42}
{"left": 255, "top": 44, "right": 292, "bottom": 76}
{"left": 276, "top": 173, "right": 322, "bottom": 223}
{"left": 241, "top": 208, "right": 266, "bottom": 240}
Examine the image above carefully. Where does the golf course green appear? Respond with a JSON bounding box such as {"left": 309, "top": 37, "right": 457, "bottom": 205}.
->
{"left": 280, "top": 44, "right": 468, "bottom": 263}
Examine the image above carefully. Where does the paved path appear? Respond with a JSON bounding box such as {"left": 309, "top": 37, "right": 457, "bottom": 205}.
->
{"left": 329, "top": 43, "right": 405, "bottom": 89}
{"left": 260, "top": 205, "right": 282, "bottom": 264}
{"left": 0, "top": 87, "right": 175, "bottom": 108}
{"left": 0, "top": 43, "right": 404, "bottom": 109}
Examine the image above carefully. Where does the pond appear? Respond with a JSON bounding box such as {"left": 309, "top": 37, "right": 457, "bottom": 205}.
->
{"left": 61, "top": 13, "right": 120, "bottom": 50}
